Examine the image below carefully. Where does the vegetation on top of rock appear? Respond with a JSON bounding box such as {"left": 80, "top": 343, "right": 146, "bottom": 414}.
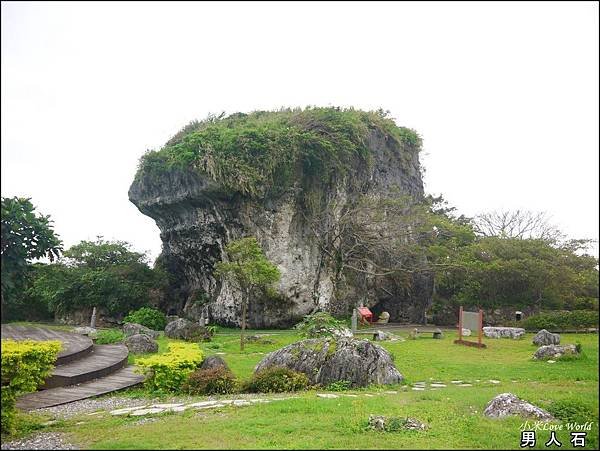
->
{"left": 294, "top": 311, "right": 348, "bottom": 338}
{"left": 136, "top": 107, "right": 421, "bottom": 198}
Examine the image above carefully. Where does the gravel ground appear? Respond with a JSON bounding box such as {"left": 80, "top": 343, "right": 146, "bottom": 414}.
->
{"left": 1, "top": 432, "right": 77, "bottom": 450}
{"left": 33, "top": 396, "right": 151, "bottom": 420}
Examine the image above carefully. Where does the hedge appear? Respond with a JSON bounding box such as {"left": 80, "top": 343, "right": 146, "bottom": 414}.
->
{"left": 135, "top": 342, "right": 203, "bottom": 393}
{"left": 521, "top": 310, "right": 599, "bottom": 331}
{"left": 1, "top": 339, "right": 61, "bottom": 434}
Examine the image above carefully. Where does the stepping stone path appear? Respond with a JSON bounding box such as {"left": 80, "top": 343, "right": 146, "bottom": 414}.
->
{"left": 105, "top": 379, "right": 493, "bottom": 418}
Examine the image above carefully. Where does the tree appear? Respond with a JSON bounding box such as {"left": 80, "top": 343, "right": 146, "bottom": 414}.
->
{"left": 214, "top": 237, "right": 280, "bottom": 350}
{"left": 13, "top": 237, "right": 167, "bottom": 321}
{"left": 1, "top": 197, "right": 62, "bottom": 316}
{"left": 473, "top": 210, "right": 562, "bottom": 241}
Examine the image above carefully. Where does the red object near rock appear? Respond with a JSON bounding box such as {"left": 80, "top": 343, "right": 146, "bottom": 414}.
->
{"left": 358, "top": 307, "right": 373, "bottom": 324}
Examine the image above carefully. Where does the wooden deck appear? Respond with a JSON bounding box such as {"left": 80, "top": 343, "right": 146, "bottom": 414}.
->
{"left": 2, "top": 324, "right": 145, "bottom": 410}
{"left": 16, "top": 366, "right": 145, "bottom": 410}
{"left": 42, "top": 344, "right": 129, "bottom": 389}
{"left": 1, "top": 324, "right": 93, "bottom": 364}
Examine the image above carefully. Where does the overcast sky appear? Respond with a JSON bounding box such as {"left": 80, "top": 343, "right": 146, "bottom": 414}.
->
{"left": 2, "top": 1, "right": 598, "bottom": 261}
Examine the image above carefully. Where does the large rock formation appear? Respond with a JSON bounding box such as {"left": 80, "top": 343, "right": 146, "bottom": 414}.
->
{"left": 254, "top": 338, "right": 403, "bottom": 387}
{"left": 129, "top": 109, "right": 432, "bottom": 328}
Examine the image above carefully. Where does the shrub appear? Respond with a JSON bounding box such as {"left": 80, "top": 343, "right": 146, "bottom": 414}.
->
{"left": 1, "top": 340, "right": 61, "bottom": 434}
{"left": 124, "top": 307, "right": 167, "bottom": 331}
{"left": 93, "top": 329, "right": 125, "bottom": 344}
{"left": 294, "top": 312, "right": 347, "bottom": 338}
{"left": 325, "top": 380, "right": 352, "bottom": 392}
{"left": 183, "top": 366, "right": 238, "bottom": 395}
{"left": 135, "top": 342, "right": 203, "bottom": 393}
{"left": 244, "top": 366, "right": 309, "bottom": 393}
{"left": 521, "top": 310, "right": 599, "bottom": 331}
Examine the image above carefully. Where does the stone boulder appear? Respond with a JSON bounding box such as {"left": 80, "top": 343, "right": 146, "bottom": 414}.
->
{"left": 532, "top": 329, "right": 560, "bottom": 346}
{"left": 533, "top": 344, "right": 578, "bottom": 360}
{"left": 124, "top": 334, "right": 158, "bottom": 354}
{"left": 123, "top": 322, "right": 160, "bottom": 339}
{"left": 368, "top": 415, "right": 427, "bottom": 431}
{"left": 462, "top": 328, "right": 472, "bottom": 337}
{"left": 165, "top": 318, "right": 203, "bottom": 341}
{"left": 483, "top": 327, "right": 525, "bottom": 339}
{"left": 200, "top": 355, "right": 229, "bottom": 371}
{"left": 254, "top": 338, "right": 402, "bottom": 387}
{"left": 483, "top": 393, "right": 554, "bottom": 420}
{"left": 73, "top": 326, "right": 97, "bottom": 336}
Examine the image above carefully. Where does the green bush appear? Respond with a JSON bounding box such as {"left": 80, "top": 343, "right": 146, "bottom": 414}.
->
{"left": 325, "top": 380, "right": 352, "bottom": 392}
{"left": 124, "top": 307, "right": 167, "bottom": 331}
{"left": 1, "top": 340, "right": 61, "bottom": 434}
{"left": 136, "top": 342, "right": 203, "bottom": 393}
{"left": 244, "top": 366, "right": 309, "bottom": 393}
{"left": 93, "top": 329, "right": 125, "bottom": 344}
{"left": 183, "top": 366, "right": 238, "bottom": 395}
{"left": 294, "top": 312, "right": 347, "bottom": 338}
{"left": 521, "top": 310, "right": 599, "bottom": 331}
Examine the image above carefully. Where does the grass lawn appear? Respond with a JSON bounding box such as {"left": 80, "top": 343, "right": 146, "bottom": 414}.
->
{"left": 9, "top": 327, "right": 600, "bottom": 449}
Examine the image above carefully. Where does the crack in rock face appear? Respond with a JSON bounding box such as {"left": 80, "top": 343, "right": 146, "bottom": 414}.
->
{"left": 129, "top": 123, "right": 431, "bottom": 328}
{"left": 254, "top": 338, "right": 402, "bottom": 387}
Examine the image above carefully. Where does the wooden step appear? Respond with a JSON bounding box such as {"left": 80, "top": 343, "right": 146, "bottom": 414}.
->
{"left": 1, "top": 324, "right": 93, "bottom": 365}
{"left": 16, "top": 365, "right": 145, "bottom": 410}
{"left": 42, "top": 344, "right": 129, "bottom": 389}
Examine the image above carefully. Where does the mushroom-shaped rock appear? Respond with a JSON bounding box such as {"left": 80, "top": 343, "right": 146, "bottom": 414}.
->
{"left": 254, "top": 338, "right": 402, "bottom": 387}
{"left": 124, "top": 334, "right": 159, "bottom": 354}
{"left": 532, "top": 329, "right": 560, "bottom": 346}
{"left": 484, "top": 393, "right": 554, "bottom": 420}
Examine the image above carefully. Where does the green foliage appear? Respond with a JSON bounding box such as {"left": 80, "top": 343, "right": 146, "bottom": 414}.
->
{"left": 183, "top": 366, "right": 238, "bottom": 395}
{"left": 521, "top": 311, "right": 599, "bottom": 331}
{"left": 136, "top": 342, "right": 203, "bottom": 393}
{"left": 1, "top": 340, "right": 61, "bottom": 433}
{"left": 547, "top": 399, "right": 595, "bottom": 424}
{"left": 325, "top": 380, "right": 352, "bottom": 392}
{"left": 215, "top": 237, "right": 281, "bottom": 290}
{"left": 136, "top": 107, "right": 421, "bottom": 200}
{"left": 215, "top": 236, "right": 281, "bottom": 350}
{"left": 244, "top": 366, "right": 309, "bottom": 393}
{"left": 93, "top": 329, "right": 125, "bottom": 345}
{"left": 15, "top": 238, "right": 167, "bottom": 318}
{"left": 1, "top": 197, "right": 62, "bottom": 318}
{"left": 294, "top": 312, "right": 347, "bottom": 338}
{"left": 124, "top": 307, "right": 167, "bottom": 331}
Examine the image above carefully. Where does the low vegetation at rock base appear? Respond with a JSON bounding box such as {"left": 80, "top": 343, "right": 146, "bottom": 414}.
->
{"left": 123, "top": 307, "right": 167, "bottom": 331}
{"left": 1, "top": 339, "right": 61, "bottom": 433}
{"left": 243, "top": 366, "right": 309, "bottom": 393}
{"left": 183, "top": 366, "right": 238, "bottom": 395}
{"left": 93, "top": 328, "right": 125, "bottom": 344}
